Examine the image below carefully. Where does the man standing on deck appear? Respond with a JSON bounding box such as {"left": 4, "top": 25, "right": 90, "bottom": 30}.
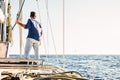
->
{"left": 16, "top": 11, "right": 42, "bottom": 59}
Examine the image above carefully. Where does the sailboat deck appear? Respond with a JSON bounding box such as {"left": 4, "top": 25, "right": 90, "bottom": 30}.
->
{"left": 0, "top": 58, "right": 45, "bottom": 62}
{"left": 0, "top": 58, "right": 89, "bottom": 80}
{"left": 0, "top": 58, "right": 46, "bottom": 69}
{"left": 0, "top": 64, "right": 55, "bottom": 69}
{"left": 0, "top": 58, "right": 63, "bottom": 76}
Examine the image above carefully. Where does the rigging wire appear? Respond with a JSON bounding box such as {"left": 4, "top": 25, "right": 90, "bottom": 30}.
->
{"left": 62, "top": 0, "right": 65, "bottom": 68}
{"left": 45, "top": 0, "right": 49, "bottom": 63}
{"left": 44, "top": 0, "right": 59, "bottom": 64}
{"left": 36, "top": 0, "right": 41, "bottom": 22}
{"left": 18, "top": 0, "right": 23, "bottom": 58}
{"left": 36, "top": 0, "right": 48, "bottom": 62}
{"left": 12, "top": 0, "right": 25, "bottom": 30}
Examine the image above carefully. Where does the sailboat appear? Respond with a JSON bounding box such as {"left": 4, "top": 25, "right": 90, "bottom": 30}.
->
{"left": 0, "top": 0, "right": 89, "bottom": 80}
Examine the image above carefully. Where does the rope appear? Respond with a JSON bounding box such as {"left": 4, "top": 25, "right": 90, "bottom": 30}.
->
{"left": 36, "top": 0, "right": 48, "bottom": 63}
{"left": 62, "top": 0, "right": 65, "bottom": 68}
{"left": 36, "top": 0, "right": 41, "bottom": 22}
{"left": 43, "top": 0, "right": 49, "bottom": 63}
{"left": 12, "top": 0, "right": 25, "bottom": 30}
{"left": 45, "top": 0, "right": 49, "bottom": 63}
{"left": 36, "top": 71, "right": 83, "bottom": 78}
{"left": 35, "top": 0, "right": 59, "bottom": 65}
{"left": 44, "top": 0, "right": 59, "bottom": 65}
{"left": 18, "top": 0, "right": 23, "bottom": 58}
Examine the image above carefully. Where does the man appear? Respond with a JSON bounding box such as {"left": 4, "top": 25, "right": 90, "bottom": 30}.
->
{"left": 16, "top": 11, "right": 42, "bottom": 59}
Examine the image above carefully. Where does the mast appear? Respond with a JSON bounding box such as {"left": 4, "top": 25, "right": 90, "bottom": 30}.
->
{"left": 19, "top": 0, "right": 23, "bottom": 58}
{"left": 62, "top": 0, "right": 65, "bottom": 68}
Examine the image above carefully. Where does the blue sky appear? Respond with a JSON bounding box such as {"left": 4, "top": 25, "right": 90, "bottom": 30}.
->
{"left": 8, "top": 0, "right": 120, "bottom": 55}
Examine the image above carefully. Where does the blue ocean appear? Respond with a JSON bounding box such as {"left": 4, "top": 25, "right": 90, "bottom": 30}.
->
{"left": 9, "top": 55, "right": 120, "bottom": 80}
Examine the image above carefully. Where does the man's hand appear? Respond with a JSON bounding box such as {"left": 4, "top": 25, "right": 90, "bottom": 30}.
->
{"left": 15, "top": 20, "right": 25, "bottom": 28}
{"left": 16, "top": 20, "right": 19, "bottom": 24}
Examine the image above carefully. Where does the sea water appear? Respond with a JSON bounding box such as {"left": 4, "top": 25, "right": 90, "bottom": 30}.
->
{"left": 9, "top": 55, "right": 120, "bottom": 80}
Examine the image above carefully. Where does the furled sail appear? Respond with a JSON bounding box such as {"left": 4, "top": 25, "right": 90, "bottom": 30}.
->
{"left": 0, "top": 0, "right": 12, "bottom": 58}
{"left": 0, "top": 1, "right": 7, "bottom": 58}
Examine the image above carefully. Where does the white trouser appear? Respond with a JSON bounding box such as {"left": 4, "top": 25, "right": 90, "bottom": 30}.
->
{"left": 24, "top": 38, "right": 40, "bottom": 59}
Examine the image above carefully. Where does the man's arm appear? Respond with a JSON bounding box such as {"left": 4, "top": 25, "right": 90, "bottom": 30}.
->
{"left": 16, "top": 20, "right": 25, "bottom": 28}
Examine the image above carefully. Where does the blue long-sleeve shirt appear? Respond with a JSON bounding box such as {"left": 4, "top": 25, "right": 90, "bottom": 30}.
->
{"left": 25, "top": 18, "right": 42, "bottom": 41}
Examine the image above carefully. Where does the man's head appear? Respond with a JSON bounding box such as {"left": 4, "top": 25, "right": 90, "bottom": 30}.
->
{"left": 30, "top": 11, "right": 36, "bottom": 18}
